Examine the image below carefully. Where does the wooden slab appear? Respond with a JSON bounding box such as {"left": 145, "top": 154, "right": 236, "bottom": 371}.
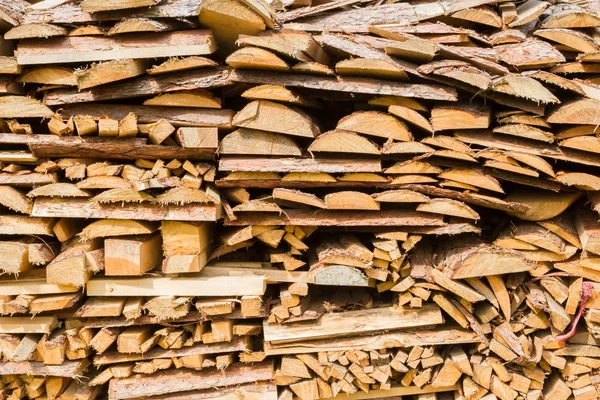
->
{"left": 24, "top": 0, "right": 202, "bottom": 23}
{"left": 5, "top": 135, "right": 218, "bottom": 160}
{"left": 86, "top": 275, "right": 266, "bottom": 297}
{"left": 225, "top": 209, "right": 444, "bottom": 227}
{"left": 94, "top": 336, "right": 251, "bottom": 365}
{"left": 219, "top": 157, "right": 382, "bottom": 173}
{"left": 0, "top": 359, "right": 89, "bottom": 377}
{"left": 264, "top": 326, "right": 480, "bottom": 355}
{"left": 230, "top": 69, "right": 457, "bottom": 101}
{"left": 32, "top": 198, "right": 221, "bottom": 221}
{"left": 201, "top": 265, "right": 314, "bottom": 284}
{"left": 263, "top": 304, "right": 443, "bottom": 344}
{"left": 17, "top": 30, "right": 216, "bottom": 65}
{"left": 108, "top": 360, "right": 274, "bottom": 399}
{"left": 59, "top": 103, "right": 233, "bottom": 128}
{"left": 44, "top": 67, "right": 232, "bottom": 105}
{"left": 0, "top": 316, "right": 58, "bottom": 334}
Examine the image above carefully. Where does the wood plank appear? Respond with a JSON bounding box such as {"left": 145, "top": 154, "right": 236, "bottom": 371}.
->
{"left": 59, "top": 104, "right": 232, "bottom": 128}
{"left": 263, "top": 304, "right": 443, "bottom": 344}
{"left": 17, "top": 30, "right": 216, "bottom": 65}
{"left": 24, "top": 0, "right": 199, "bottom": 23}
{"left": 264, "top": 327, "right": 480, "bottom": 355}
{"left": 219, "top": 157, "right": 381, "bottom": 173}
{"left": 0, "top": 277, "right": 78, "bottom": 295}
{"left": 230, "top": 69, "right": 457, "bottom": 101}
{"left": 224, "top": 209, "right": 445, "bottom": 227}
{"left": 86, "top": 275, "right": 266, "bottom": 297}
{"left": 44, "top": 67, "right": 231, "bottom": 105}
{"left": 0, "top": 316, "right": 58, "bottom": 334}
{"left": 3, "top": 135, "right": 219, "bottom": 160}
{"left": 141, "top": 382, "right": 277, "bottom": 400}
{"left": 0, "top": 172, "right": 57, "bottom": 186}
{"left": 201, "top": 265, "right": 314, "bottom": 284}
{"left": 321, "top": 385, "right": 460, "bottom": 399}
{"left": 32, "top": 198, "right": 221, "bottom": 221}
{"left": 94, "top": 336, "right": 251, "bottom": 365}
{"left": 0, "top": 215, "right": 54, "bottom": 235}
{"left": 0, "top": 359, "right": 89, "bottom": 377}
{"left": 109, "top": 361, "right": 274, "bottom": 399}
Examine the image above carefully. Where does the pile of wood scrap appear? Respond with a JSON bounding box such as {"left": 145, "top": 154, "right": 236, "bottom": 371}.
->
{"left": 2, "top": 0, "right": 600, "bottom": 399}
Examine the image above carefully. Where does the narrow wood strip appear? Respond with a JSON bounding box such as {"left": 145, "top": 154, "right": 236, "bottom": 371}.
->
{"left": 32, "top": 198, "right": 221, "bottom": 221}
{"left": 219, "top": 157, "right": 381, "bottom": 173}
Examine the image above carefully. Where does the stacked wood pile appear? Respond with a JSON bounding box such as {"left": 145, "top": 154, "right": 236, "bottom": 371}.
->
{"left": 2, "top": 0, "right": 600, "bottom": 399}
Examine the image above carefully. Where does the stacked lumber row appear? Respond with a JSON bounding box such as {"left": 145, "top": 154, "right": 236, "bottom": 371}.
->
{"left": 1, "top": 0, "right": 600, "bottom": 399}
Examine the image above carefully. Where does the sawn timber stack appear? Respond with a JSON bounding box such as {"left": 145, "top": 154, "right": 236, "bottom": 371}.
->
{"left": 1, "top": 0, "right": 600, "bottom": 399}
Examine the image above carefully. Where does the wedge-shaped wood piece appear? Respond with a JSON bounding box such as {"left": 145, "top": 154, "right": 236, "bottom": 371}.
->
{"left": 495, "top": 39, "right": 565, "bottom": 70}
{"left": 538, "top": 214, "right": 581, "bottom": 248}
{"left": 80, "top": 219, "right": 158, "bottom": 241}
{"left": 0, "top": 56, "right": 21, "bottom": 75}
{"left": 19, "top": 67, "right": 76, "bottom": 86}
{"left": 548, "top": 99, "right": 600, "bottom": 125}
{"left": 18, "top": 30, "right": 216, "bottom": 65}
{"left": 430, "top": 269, "right": 485, "bottom": 303}
{"left": 154, "top": 187, "right": 216, "bottom": 205}
{"left": 504, "top": 189, "right": 581, "bottom": 221}
{"left": 75, "top": 59, "right": 148, "bottom": 89}
{"left": 452, "top": 6, "right": 502, "bottom": 27}
{"left": 4, "top": 23, "right": 66, "bottom": 39}
{"left": 385, "top": 160, "right": 442, "bottom": 175}
{"left": 535, "top": 28, "right": 599, "bottom": 53}
{"left": 494, "top": 124, "right": 554, "bottom": 143}
{"left": 144, "top": 89, "right": 221, "bottom": 109}
{"left": 147, "top": 56, "right": 217, "bottom": 75}
{"left": 81, "top": 0, "right": 159, "bottom": 12}
{"left": 382, "top": 141, "right": 434, "bottom": 155}
{"left": 513, "top": 223, "right": 566, "bottom": 254}
{"left": 108, "top": 360, "right": 274, "bottom": 399}
{"left": 490, "top": 74, "right": 559, "bottom": 104}
{"left": 237, "top": 30, "right": 327, "bottom": 64}
{"left": 0, "top": 186, "right": 32, "bottom": 214}
{"left": 0, "top": 241, "right": 31, "bottom": 274}
{"left": 107, "top": 17, "right": 180, "bottom": 36}
{"left": 226, "top": 47, "right": 289, "bottom": 71}
{"left": 417, "top": 199, "right": 480, "bottom": 220}
{"left": 506, "top": 151, "right": 555, "bottom": 176}
{"left": 431, "top": 104, "right": 490, "bottom": 131}
{"left": 241, "top": 84, "right": 319, "bottom": 108}
{"left": 325, "top": 191, "right": 380, "bottom": 210}
{"left": 273, "top": 188, "right": 326, "bottom": 209}
{"left": 264, "top": 304, "right": 443, "bottom": 344}
{"left": 439, "top": 168, "right": 503, "bottom": 193}
{"left": 220, "top": 129, "right": 301, "bottom": 156}
{"left": 230, "top": 69, "right": 458, "bottom": 101}
{"left": 308, "top": 130, "right": 379, "bottom": 155}
{"left": 555, "top": 172, "right": 600, "bottom": 191}
{"left": 385, "top": 38, "right": 438, "bottom": 63}
{"left": 0, "top": 96, "right": 53, "bottom": 118}
{"left": 337, "top": 111, "right": 412, "bottom": 141}
{"left": 389, "top": 105, "right": 433, "bottom": 133}
{"left": 199, "top": 0, "right": 265, "bottom": 55}
{"left": 541, "top": 4, "right": 600, "bottom": 28}
{"left": 87, "top": 275, "right": 266, "bottom": 297}
{"left": 27, "top": 183, "right": 90, "bottom": 198}
{"left": 233, "top": 100, "right": 319, "bottom": 138}
{"left": 373, "top": 190, "right": 430, "bottom": 203}
{"left": 335, "top": 58, "right": 409, "bottom": 80}
{"left": 560, "top": 136, "right": 600, "bottom": 154}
